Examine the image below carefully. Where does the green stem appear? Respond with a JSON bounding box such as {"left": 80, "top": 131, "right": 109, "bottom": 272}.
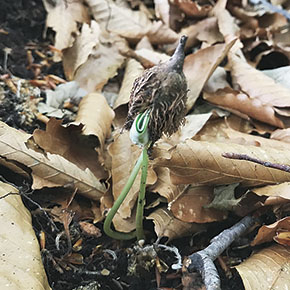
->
{"left": 103, "top": 153, "right": 143, "bottom": 240}
{"left": 135, "top": 147, "right": 149, "bottom": 241}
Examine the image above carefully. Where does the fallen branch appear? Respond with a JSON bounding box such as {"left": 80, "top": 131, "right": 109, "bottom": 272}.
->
{"left": 184, "top": 215, "right": 257, "bottom": 290}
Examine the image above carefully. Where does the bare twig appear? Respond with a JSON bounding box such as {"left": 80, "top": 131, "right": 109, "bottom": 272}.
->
{"left": 184, "top": 215, "right": 257, "bottom": 290}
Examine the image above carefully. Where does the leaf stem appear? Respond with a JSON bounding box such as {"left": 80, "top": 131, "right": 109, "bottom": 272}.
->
{"left": 103, "top": 152, "right": 144, "bottom": 240}
{"left": 135, "top": 147, "right": 149, "bottom": 241}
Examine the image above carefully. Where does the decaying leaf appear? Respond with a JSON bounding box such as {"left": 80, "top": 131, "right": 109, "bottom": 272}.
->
{"left": 184, "top": 38, "right": 237, "bottom": 111}
{"left": 236, "top": 244, "right": 290, "bottom": 290}
{"left": 0, "top": 182, "right": 51, "bottom": 290}
{"left": 252, "top": 217, "right": 290, "bottom": 246}
{"left": 147, "top": 208, "right": 206, "bottom": 241}
{"left": 0, "top": 121, "right": 106, "bottom": 200}
{"left": 154, "top": 139, "right": 290, "bottom": 187}
{"left": 170, "top": 185, "right": 227, "bottom": 223}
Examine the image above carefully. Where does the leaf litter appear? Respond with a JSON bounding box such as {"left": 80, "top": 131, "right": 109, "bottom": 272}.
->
{"left": 1, "top": 0, "right": 290, "bottom": 289}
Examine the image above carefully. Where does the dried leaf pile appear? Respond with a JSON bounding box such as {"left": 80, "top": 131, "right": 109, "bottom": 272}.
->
{"left": 1, "top": 0, "right": 290, "bottom": 289}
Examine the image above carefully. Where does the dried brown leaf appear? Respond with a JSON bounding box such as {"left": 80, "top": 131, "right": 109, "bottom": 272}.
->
{"left": 154, "top": 0, "right": 170, "bottom": 26}
{"left": 75, "top": 92, "right": 115, "bottom": 149}
{"left": 32, "top": 118, "right": 107, "bottom": 180}
{"left": 174, "top": 0, "right": 212, "bottom": 18}
{"left": 62, "top": 21, "right": 101, "bottom": 80}
{"left": 87, "top": 0, "right": 178, "bottom": 44}
{"left": 108, "top": 132, "right": 157, "bottom": 219}
{"left": 252, "top": 182, "right": 290, "bottom": 200}
{"left": 271, "top": 128, "right": 290, "bottom": 143}
{"left": 170, "top": 186, "right": 227, "bottom": 223}
{"left": 0, "top": 121, "right": 106, "bottom": 200}
{"left": 147, "top": 208, "right": 205, "bottom": 241}
{"left": 251, "top": 217, "right": 290, "bottom": 246}
{"left": 0, "top": 182, "right": 51, "bottom": 289}
{"left": 154, "top": 139, "right": 290, "bottom": 187}
{"left": 235, "top": 244, "right": 290, "bottom": 290}
{"left": 42, "top": 0, "right": 90, "bottom": 60}
{"left": 184, "top": 38, "right": 237, "bottom": 111}
{"left": 74, "top": 34, "right": 126, "bottom": 92}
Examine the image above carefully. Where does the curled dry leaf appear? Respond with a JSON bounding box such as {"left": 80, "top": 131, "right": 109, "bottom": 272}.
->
{"left": 0, "top": 182, "right": 51, "bottom": 290}
{"left": 229, "top": 53, "right": 290, "bottom": 127}
{"left": 175, "top": 0, "right": 212, "bottom": 18}
{"left": 135, "top": 48, "right": 170, "bottom": 66}
{"left": 42, "top": 0, "right": 90, "bottom": 60}
{"left": 154, "top": 0, "right": 170, "bottom": 26}
{"left": 251, "top": 182, "right": 290, "bottom": 201}
{"left": 235, "top": 244, "right": 290, "bottom": 290}
{"left": 62, "top": 21, "right": 101, "bottom": 80}
{"left": 87, "top": 0, "right": 178, "bottom": 44}
{"left": 154, "top": 139, "right": 290, "bottom": 187}
{"left": 251, "top": 217, "right": 290, "bottom": 246}
{"left": 75, "top": 92, "right": 115, "bottom": 150}
{"left": 170, "top": 185, "right": 227, "bottom": 223}
{"left": 74, "top": 33, "right": 127, "bottom": 92}
{"left": 271, "top": 128, "right": 290, "bottom": 143}
{"left": 114, "top": 59, "right": 144, "bottom": 110}
{"left": 108, "top": 131, "right": 157, "bottom": 219}
{"left": 0, "top": 121, "right": 106, "bottom": 200}
{"left": 147, "top": 208, "right": 206, "bottom": 241}
{"left": 184, "top": 38, "right": 237, "bottom": 111}
{"left": 32, "top": 118, "right": 108, "bottom": 180}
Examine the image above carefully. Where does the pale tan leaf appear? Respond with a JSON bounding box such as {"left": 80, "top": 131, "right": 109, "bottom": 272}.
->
{"left": 204, "top": 66, "right": 229, "bottom": 93}
{"left": 204, "top": 87, "right": 285, "bottom": 128}
{"left": 154, "top": 0, "right": 170, "bottom": 26}
{"left": 62, "top": 21, "right": 101, "bottom": 80}
{"left": 252, "top": 182, "right": 290, "bottom": 200}
{"left": 74, "top": 34, "right": 126, "bottom": 92}
{"left": 170, "top": 186, "right": 227, "bottom": 223}
{"left": 154, "top": 139, "right": 290, "bottom": 187}
{"left": 251, "top": 217, "right": 290, "bottom": 246}
{"left": 184, "top": 38, "right": 237, "bottom": 111}
{"left": 42, "top": 0, "right": 90, "bottom": 60}
{"left": 263, "top": 66, "right": 290, "bottom": 90}
{"left": 0, "top": 121, "right": 106, "bottom": 200}
{"left": 0, "top": 182, "right": 51, "bottom": 290}
{"left": 75, "top": 92, "right": 115, "bottom": 149}
{"left": 87, "top": 0, "right": 178, "bottom": 44}
{"left": 271, "top": 128, "right": 290, "bottom": 143}
{"left": 235, "top": 245, "right": 290, "bottom": 290}
{"left": 147, "top": 208, "right": 205, "bottom": 241}
{"left": 135, "top": 48, "right": 170, "bottom": 65}
{"left": 108, "top": 132, "right": 157, "bottom": 219}
{"left": 229, "top": 53, "right": 290, "bottom": 127}
{"left": 114, "top": 59, "right": 144, "bottom": 109}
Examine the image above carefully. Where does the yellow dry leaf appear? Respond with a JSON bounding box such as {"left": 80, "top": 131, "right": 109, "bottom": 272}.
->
{"left": 235, "top": 244, "right": 290, "bottom": 290}
{"left": 62, "top": 21, "right": 101, "bottom": 80}
{"left": 155, "top": 139, "right": 290, "bottom": 187}
{"left": 87, "top": 0, "right": 178, "bottom": 44}
{"left": 0, "top": 121, "right": 106, "bottom": 200}
{"left": 75, "top": 92, "right": 115, "bottom": 150}
{"left": 108, "top": 132, "right": 157, "bottom": 219}
{"left": 0, "top": 182, "right": 51, "bottom": 290}
{"left": 147, "top": 208, "right": 206, "bottom": 241}
{"left": 184, "top": 38, "right": 237, "bottom": 111}
{"left": 42, "top": 0, "right": 90, "bottom": 60}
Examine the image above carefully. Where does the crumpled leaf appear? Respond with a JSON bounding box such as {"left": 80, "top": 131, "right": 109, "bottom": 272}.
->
{"left": 147, "top": 208, "right": 206, "bottom": 241}
{"left": 31, "top": 118, "right": 108, "bottom": 180}
{"left": 108, "top": 132, "right": 157, "bottom": 219}
{"left": 235, "top": 244, "right": 290, "bottom": 290}
{"left": 170, "top": 185, "right": 227, "bottom": 223}
{"left": 0, "top": 182, "right": 51, "bottom": 290}
{"left": 251, "top": 217, "right": 290, "bottom": 246}
{"left": 62, "top": 21, "right": 101, "bottom": 80}
{"left": 87, "top": 0, "right": 178, "bottom": 44}
{"left": 75, "top": 92, "right": 115, "bottom": 149}
{"left": 74, "top": 33, "right": 127, "bottom": 92}
{"left": 0, "top": 121, "right": 106, "bottom": 200}
{"left": 184, "top": 37, "right": 237, "bottom": 111}
{"left": 154, "top": 139, "right": 290, "bottom": 187}
{"left": 42, "top": 0, "right": 90, "bottom": 60}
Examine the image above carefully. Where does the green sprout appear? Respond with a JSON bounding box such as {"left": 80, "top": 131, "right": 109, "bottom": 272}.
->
{"left": 104, "top": 110, "right": 151, "bottom": 241}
